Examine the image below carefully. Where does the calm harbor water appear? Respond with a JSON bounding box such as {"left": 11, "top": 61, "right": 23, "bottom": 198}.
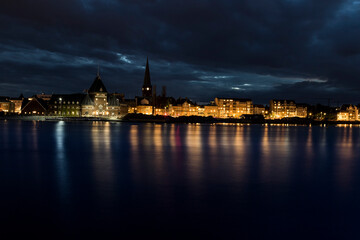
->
{"left": 1, "top": 120, "right": 360, "bottom": 238}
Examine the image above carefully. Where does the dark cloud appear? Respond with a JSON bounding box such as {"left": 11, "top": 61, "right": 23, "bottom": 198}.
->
{"left": 0, "top": 0, "right": 359, "bottom": 104}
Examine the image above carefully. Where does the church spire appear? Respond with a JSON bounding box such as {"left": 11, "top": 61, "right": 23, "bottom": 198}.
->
{"left": 142, "top": 57, "right": 152, "bottom": 97}
{"left": 143, "top": 57, "right": 151, "bottom": 86}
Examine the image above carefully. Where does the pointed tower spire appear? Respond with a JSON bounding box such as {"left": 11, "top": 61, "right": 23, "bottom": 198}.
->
{"left": 142, "top": 57, "right": 152, "bottom": 97}
{"left": 144, "top": 57, "right": 151, "bottom": 86}
{"left": 88, "top": 65, "right": 107, "bottom": 93}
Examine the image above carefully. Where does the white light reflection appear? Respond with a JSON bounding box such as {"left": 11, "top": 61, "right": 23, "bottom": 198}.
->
{"left": 32, "top": 121, "right": 39, "bottom": 150}
{"left": 55, "top": 121, "right": 69, "bottom": 201}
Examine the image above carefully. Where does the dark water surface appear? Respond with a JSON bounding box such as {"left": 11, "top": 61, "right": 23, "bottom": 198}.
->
{"left": 1, "top": 121, "right": 360, "bottom": 238}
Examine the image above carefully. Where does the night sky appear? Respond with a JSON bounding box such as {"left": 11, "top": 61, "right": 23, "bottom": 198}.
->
{"left": 1, "top": 0, "right": 360, "bottom": 104}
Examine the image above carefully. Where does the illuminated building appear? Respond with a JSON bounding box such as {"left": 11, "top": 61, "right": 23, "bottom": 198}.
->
{"left": 203, "top": 105, "right": 218, "bottom": 117}
{"left": 253, "top": 104, "right": 266, "bottom": 116}
{"left": 296, "top": 104, "right": 308, "bottom": 118}
{"left": 215, "top": 98, "right": 253, "bottom": 118}
{"left": 0, "top": 97, "right": 15, "bottom": 114}
{"left": 154, "top": 108, "right": 166, "bottom": 116}
{"left": 337, "top": 104, "right": 358, "bottom": 121}
{"left": 270, "top": 100, "right": 309, "bottom": 119}
{"left": 88, "top": 72, "right": 108, "bottom": 116}
{"left": 168, "top": 99, "right": 199, "bottom": 117}
{"left": 107, "top": 94, "right": 121, "bottom": 117}
{"left": 269, "top": 99, "right": 296, "bottom": 119}
{"left": 79, "top": 72, "right": 126, "bottom": 117}
{"left": 136, "top": 105, "right": 153, "bottom": 115}
{"left": 49, "top": 94, "right": 83, "bottom": 117}
{"left": 9, "top": 94, "right": 24, "bottom": 114}
{"left": 168, "top": 104, "right": 182, "bottom": 117}
{"left": 81, "top": 94, "right": 95, "bottom": 116}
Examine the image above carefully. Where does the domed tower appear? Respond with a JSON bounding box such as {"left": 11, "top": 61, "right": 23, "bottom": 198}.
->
{"left": 142, "top": 57, "right": 152, "bottom": 98}
{"left": 88, "top": 70, "right": 108, "bottom": 116}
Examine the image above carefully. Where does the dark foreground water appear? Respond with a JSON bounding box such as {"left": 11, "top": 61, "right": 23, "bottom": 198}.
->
{"left": 1, "top": 121, "right": 360, "bottom": 238}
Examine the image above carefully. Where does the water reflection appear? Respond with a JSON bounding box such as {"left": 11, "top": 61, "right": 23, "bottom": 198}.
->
{"left": 91, "top": 122, "right": 115, "bottom": 202}
{"left": 186, "top": 124, "right": 203, "bottom": 193}
{"left": 32, "top": 121, "right": 39, "bottom": 150}
{"left": 2, "top": 122, "right": 360, "bottom": 237}
{"left": 259, "top": 126, "right": 293, "bottom": 184}
{"left": 123, "top": 124, "right": 360, "bottom": 194}
{"left": 153, "top": 124, "right": 165, "bottom": 184}
{"left": 260, "top": 125, "right": 272, "bottom": 183}
{"left": 55, "top": 121, "right": 69, "bottom": 201}
{"left": 335, "top": 127, "right": 355, "bottom": 191}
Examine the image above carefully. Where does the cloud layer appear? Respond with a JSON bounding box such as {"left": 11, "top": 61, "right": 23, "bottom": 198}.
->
{"left": 0, "top": 0, "right": 360, "bottom": 104}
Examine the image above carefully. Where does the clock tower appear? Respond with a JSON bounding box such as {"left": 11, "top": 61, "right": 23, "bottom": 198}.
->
{"left": 88, "top": 71, "right": 108, "bottom": 116}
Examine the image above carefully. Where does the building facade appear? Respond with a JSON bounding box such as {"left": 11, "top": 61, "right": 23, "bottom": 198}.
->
{"left": 9, "top": 94, "right": 24, "bottom": 114}
{"left": 270, "top": 99, "right": 297, "bottom": 119}
{"left": 48, "top": 94, "right": 83, "bottom": 117}
{"left": 215, "top": 98, "right": 253, "bottom": 118}
{"left": 337, "top": 104, "right": 358, "bottom": 121}
{"left": 88, "top": 73, "right": 108, "bottom": 116}
{"left": 0, "top": 97, "right": 15, "bottom": 114}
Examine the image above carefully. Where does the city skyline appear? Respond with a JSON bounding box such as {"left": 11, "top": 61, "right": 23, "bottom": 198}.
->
{"left": 0, "top": 56, "right": 358, "bottom": 122}
{"left": 1, "top": 1, "right": 360, "bottom": 104}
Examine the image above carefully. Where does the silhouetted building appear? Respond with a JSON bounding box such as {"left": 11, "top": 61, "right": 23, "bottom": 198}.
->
{"left": 36, "top": 93, "right": 52, "bottom": 101}
{"left": 142, "top": 57, "right": 152, "bottom": 98}
{"left": 135, "top": 58, "right": 155, "bottom": 114}
{"left": 21, "top": 97, "right": 48, "bottom": 115}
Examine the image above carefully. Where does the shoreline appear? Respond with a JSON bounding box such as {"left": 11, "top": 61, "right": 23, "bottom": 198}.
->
{"left": 1, "top": 114, "right": 360, "bottom": 126}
